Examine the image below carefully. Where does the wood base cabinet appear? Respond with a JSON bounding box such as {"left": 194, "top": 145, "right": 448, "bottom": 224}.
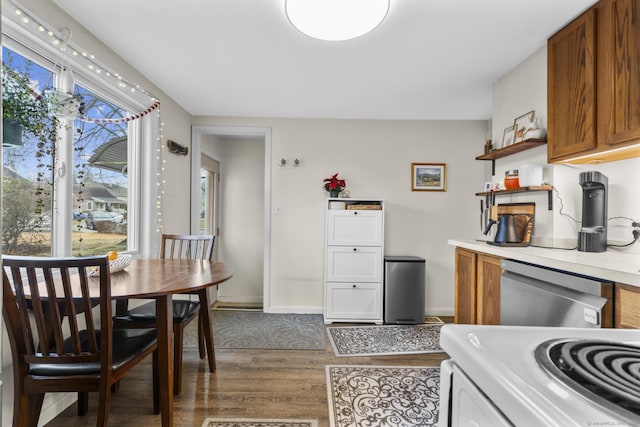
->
{"left": 615, "top": 283, "right": 640, "bottom": 328}
{"left": 454, "top": 248, "right": 502, "bottom": 325}
{"left": 324, "top": 199, "right": 384, "bottom": 324}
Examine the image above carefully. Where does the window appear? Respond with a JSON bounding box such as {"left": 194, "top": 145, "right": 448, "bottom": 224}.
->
{"left": 2, "top": 48, "right": 55, "bottom": 255}
{"left": 71, "top": 84, "right": 129, "bottom": 255}
{"left": 2, "top": 44, "right": 144, "bottom": 256}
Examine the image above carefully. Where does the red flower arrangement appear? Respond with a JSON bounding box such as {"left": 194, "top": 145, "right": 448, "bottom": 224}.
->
{"left": 323, "top": 173, "right": 346, "bottom": 196}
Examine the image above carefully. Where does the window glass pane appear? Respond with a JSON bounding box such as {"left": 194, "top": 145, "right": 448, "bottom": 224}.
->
{"left": 2, "top": 48, "right": 55, "bottom": 256}
{"left": 2, "top": 46, "right": 132, "bottom": 257}
{"left": 72, "top": 85, "right": 128, "bottom": 256}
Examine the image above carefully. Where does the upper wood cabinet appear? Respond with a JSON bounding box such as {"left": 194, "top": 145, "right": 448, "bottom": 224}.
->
{"left": 548, "top": 0, "right": 640, "bottom": 164}
{"left": 548, "top": 7, "right": 597, "bottom": 162}
{"left": 598, "top": 0, "right": 640, "bottom": 148}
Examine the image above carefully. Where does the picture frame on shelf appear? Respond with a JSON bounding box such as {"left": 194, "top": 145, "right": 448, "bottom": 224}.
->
{"left": 513, "top": 110, "right": 536, "bottom": 143}
{"left": 501, "top": 125, "right": 516, "bottom": 148}
{"left": 411, "top": 163, "right": 446, "bottom": 192}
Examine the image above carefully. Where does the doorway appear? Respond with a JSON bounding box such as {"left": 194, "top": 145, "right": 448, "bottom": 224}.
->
{"left": 200, "top": 155, "right": 220, "bottom": 261}
{"left": 191, "top": 125, "right": 272, "bottom": 311}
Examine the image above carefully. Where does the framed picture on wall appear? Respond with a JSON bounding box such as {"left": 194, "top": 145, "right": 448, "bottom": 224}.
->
{"left": 411, "top": 163, "right": 446, "bottom": 191}
{"left": 501, "top": 125, "right": 516, "bottom": 148}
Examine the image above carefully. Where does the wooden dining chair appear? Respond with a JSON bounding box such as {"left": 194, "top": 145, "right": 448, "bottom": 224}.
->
{"left": 113, "top": 234, "right": 216, "bottom": 395}
{"left": 2, "top": 255, "right": 159, "bottom": 427}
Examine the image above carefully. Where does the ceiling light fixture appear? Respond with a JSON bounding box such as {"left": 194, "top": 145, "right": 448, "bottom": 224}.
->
{"left": 285, "top": 0, "right": 390, "bottom": 42}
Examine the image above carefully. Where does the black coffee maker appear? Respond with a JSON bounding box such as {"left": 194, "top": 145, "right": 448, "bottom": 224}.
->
{"left": 577, "top": 171, "right": 608, "bottom": 252}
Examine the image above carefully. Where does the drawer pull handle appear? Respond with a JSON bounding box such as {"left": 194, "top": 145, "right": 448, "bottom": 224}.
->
{"left": 353, "top": 248, "right": 357, "bottom": 251}
{"left": 352, "top": 284, "right": 356, "bottom": 288}
{"left": 354, "top": 211, "right": 358, "bottom": 215}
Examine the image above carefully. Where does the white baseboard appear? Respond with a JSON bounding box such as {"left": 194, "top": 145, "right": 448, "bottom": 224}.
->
{"left": 425, "top": 307, "right": 454, "bottom": 317}
{"left": 216, "top": 296, "right": 263, "bottom": 304}
{"left": 248, "top": 305, "right": 452, "bottom": 317}
{"left": 264, "top": 305, "right": 323, "bottom": 314}
{"left": 39, "top": 393, "right": 77, "bottom": 427}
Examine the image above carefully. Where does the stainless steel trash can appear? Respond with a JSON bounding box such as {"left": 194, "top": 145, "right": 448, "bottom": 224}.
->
{"left": 383, "top": 256, "right": 425, "bottom": 324}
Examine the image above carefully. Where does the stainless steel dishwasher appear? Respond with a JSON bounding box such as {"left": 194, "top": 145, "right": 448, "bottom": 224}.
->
{"left": 500, "top": 259, "right": 612, "bottom": 328}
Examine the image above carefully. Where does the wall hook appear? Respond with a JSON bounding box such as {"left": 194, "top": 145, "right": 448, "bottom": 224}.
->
{"left": 167, "top": 139, "right": 188, "bottom": 156}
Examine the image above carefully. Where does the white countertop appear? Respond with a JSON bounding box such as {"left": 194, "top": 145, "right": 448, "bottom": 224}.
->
{"left": 449, "top": 239, "right": 640, "bottom": 286}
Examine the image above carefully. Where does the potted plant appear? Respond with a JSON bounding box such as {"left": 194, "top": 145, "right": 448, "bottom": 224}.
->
{"left": 323, "top": 172, "right": 346, "bottom": 197}
{"left": 2, "top": 65, "right": 62, "bottom": 220}
{"left": 2, "top": 65, "right": 59, "bottom": 147}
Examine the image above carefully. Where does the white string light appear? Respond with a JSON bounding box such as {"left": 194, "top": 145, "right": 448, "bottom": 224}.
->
{"left": 6, "top": 1, "right": 166, "bottom": 239}
{"left": 8, "top": 3, "right": 158, "bottom": 108}
{"left": 156, "top": 112, "right": 166, "bottom": 234}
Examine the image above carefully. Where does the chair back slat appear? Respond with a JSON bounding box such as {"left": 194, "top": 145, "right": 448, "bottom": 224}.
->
{"left": 78, "top": 267, "right": 100, "bottom": 353}
{"left": 6, "top": 268, "right": 37, "bottom": 356}
{"left": 60, "top": 266, "right": 84, "bottom": 355}
{"left": 160, "top": 234, "right": 215, "bottom": 261}
{"left": 2, "top": 255, "right": 109, "bottom": 368}
{"left": 42, "top": 267, "right": 66, "bottom": 355}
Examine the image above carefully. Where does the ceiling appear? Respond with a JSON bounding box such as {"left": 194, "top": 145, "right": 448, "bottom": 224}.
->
{"left": 53, "top": 0, "right": 596, "bottom": 120}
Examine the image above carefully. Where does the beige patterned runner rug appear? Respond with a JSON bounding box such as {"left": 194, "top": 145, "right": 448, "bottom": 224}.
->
{"left": 201, "top": 418, "right": 318, "bottom": 427}
{"left": 326, "top": 324, "right": 444, "bottom": 357}
{"left": 326, "top": 365, "right": 440, "bottom": 427}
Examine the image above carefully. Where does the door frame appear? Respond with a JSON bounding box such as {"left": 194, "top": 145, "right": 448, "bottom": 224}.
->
{"left": 190, "top": 125, "right": 272, "bottom": 311}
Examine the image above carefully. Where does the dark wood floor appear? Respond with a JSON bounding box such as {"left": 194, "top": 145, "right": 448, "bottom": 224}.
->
{"left": 45, "top": 321, "right": 451, "bottom": 427}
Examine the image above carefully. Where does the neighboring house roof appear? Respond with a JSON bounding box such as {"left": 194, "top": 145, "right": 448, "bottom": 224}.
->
{"left": 73, "top": 182, "right": 127, "bottom": 207}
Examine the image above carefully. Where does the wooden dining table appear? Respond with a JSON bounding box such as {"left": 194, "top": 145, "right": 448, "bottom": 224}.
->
{"left": 107, "top": 258, "right": 233, "bottom": 426}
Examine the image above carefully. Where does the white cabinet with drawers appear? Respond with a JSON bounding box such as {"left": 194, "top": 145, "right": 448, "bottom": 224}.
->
{"left": 323, "top": 198, "right": 384, "bottom": 324}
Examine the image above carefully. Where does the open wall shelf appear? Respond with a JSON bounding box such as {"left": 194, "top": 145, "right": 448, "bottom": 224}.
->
{"left": 476, "top": 139, "right": 547, "bottom": 175}
{"left": 476, "top": 186, "right": 554, "bottom": 210}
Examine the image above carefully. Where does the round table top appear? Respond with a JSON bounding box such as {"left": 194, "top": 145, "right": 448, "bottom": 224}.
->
{"left": 107, "top": 258, "right": 233, "bottom": 299}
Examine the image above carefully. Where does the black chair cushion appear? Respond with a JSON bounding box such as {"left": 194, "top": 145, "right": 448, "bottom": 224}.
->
{"left": 113, "top": 299, "right": 200, "bottom": 324}
{"left": 29, "top": 329, "right": 157, "bottom": 376}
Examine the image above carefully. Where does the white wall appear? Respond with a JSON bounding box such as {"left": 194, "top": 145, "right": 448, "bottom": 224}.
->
{"left": 193, "top": 116, "right": 488, "bottom": 315}
{"left": 492, "top": 46, "right": 640, "bottom": 254}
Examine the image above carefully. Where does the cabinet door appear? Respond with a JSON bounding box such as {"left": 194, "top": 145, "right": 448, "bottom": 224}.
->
{"left": 454, "top": 248, "right": 477, "bottom": 324}
{"left": 327, "top": 210, "right": 383, "bottom": 246}
{"left": 476, "top": 254, "right": 503, "bottom": 325}
{"left": 325, "top": 282, "right": 382, "bottom": 320}
{"left": 598, "top": 0, "right": 640, "bottom": 148}
{"left": 326, "top": 246, "right": 382, "bottom": 282}
{"left": 615, "top": 283, "right": 640, "bottom": 328}
{"left": 548, "top": 6, "right": 597, "bottom": 162}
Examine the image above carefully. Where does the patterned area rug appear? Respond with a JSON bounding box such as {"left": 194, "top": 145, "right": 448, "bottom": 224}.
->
{"left": 202, "top": 311, "right": 326, "bottom": 350}
{"left": 326, "top": 365, "right": 440, "bottom": 427}
{"left": 201, "top": 418, "right": 318, "bottom": 427}
{"left": 202, "top": 418, "right": 318, "bottom": 427}
{"left": 326, "top": 324, "right": 444, "bottom": 357}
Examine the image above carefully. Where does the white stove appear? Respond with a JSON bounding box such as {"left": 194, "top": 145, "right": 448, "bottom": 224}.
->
{"left": 438, "top": 324, "right": 640, "bottom": 427}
